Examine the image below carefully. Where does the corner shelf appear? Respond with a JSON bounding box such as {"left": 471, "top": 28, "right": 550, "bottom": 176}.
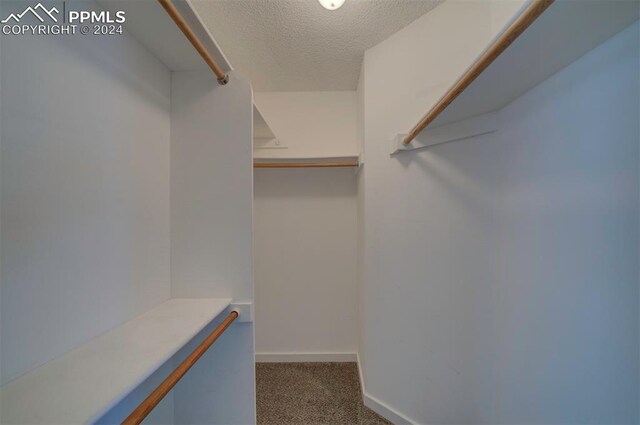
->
{"left": 254, "top": 105, "right": 287, "bottom": 150}
{"left": 0, "top": 298, "right": 231, "bottom": 425}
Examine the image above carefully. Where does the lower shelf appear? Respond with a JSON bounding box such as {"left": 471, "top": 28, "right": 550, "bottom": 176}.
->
{"left": 0, "top": 298, "right": 232, "bottom": 424}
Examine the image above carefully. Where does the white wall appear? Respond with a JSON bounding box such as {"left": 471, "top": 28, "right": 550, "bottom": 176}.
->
{"left": 358, "top": 2, "right": 524, "bottom": 420}
{"left": 254, "top": 168, "right": 358, "bottom": 357}
{"left": 170, "top": 70, "right": 255, "bottom": 424}
{"left": 0, "top": 0, "right": 171, "bottom": 385}
{"left": 361, "top": 8, "right": 639, "bottom": 425}
{"left": 254, "top": 91, "right": 359, "bottom": 158}
{"left": 491, "top": 23, "right": 638, "bottom": 422}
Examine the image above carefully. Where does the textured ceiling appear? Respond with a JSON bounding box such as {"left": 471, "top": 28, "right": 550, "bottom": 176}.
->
{"left": 192, "top": 0, "right": 444, "bottom": 91}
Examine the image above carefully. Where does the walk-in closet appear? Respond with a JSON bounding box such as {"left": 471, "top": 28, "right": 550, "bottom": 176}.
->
{"left": 1, "top": 0, "right": 639, "bottom": 424}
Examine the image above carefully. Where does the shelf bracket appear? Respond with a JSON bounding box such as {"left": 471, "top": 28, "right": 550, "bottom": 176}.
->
{"left": 391, "top": 112, "right": 498, "bottom": 155}
{"left": 230, "top": 301, "right": 253, "bottom": 323}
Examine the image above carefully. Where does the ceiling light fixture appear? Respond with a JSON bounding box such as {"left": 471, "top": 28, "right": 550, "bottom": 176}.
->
{"left": 318, "top": 0, "right": 345, "bottom": 10}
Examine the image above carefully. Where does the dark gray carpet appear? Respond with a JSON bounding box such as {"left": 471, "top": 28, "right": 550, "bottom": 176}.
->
{"left": 256, "top": 362, "right": 392, "bottom": 425}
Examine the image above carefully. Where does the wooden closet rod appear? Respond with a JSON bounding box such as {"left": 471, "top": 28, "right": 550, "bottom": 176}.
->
{"left": 403, "top": 0, "right": 554, "bottom": 145}
{"left": 254, "top": 162, "right": 359, "bottom": 168}
{"left": 157, "top": 0, "right": 229, "bottom": 85}
{"left": 122, "top": 311, "right": 238, "bottom": 425}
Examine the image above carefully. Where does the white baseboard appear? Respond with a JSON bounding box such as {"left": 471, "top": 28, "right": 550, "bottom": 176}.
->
{"left": 255, "top": 352, "right": 357, "bottom": 363}
{"left": 356, "top": 353, "right": 418, "bottom": 425}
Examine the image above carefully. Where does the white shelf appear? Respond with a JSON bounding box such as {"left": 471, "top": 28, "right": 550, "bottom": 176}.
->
{"left": 432, "top": 0, "right": 639, "bottom": 128}
{"left": 98, "top": 0, "right": 231, "bottom": 72}
{"left": 0, "top": 298, "right": 232, "bottom": 425}
{"left": 396, "top": 0, "right": 639, "bottom": 153}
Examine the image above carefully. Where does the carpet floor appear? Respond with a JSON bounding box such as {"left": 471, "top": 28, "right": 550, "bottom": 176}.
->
{"left": 256, "top": 362, "right": 392, "bottom": 425}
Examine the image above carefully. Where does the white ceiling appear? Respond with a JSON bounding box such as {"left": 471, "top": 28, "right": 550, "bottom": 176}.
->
{"left": 192, "top": 0, "right": 444, "bottom": 91}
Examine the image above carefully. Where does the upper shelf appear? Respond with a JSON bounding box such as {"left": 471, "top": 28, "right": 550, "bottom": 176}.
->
{"left": 0, "top": 298, "right": 231, "bottom": 425}
{"left": 98, "top": 0, "right": 231, "bottom": 73}
{"left": 393, "top": 0, "right": 639, "bottom": 154}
